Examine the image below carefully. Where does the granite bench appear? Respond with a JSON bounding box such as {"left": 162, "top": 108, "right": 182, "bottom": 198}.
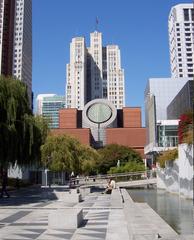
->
{"left": 48, "top": 208, "right": 83, "bottom": 229}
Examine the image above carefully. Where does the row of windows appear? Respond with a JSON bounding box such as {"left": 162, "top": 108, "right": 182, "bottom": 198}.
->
{"left": 16, "top": 1, "right": 24, "bottom": 6}
{"left": 178, "top": 73, "right": 193, "bottom": 78}
{"left": 177, "top": 47, "right": 192, "bottom": 52}
{"left": 184, "top": 22, "right": 194, "bottom": 26}
{"left": 179, "top": 68, "right": 193, "bottom": 72}
{"left": 109, "top": 100, "right": 123, "bottom": 105}
{"left": 16, "top": 12, "right": 23, "bottom": 16}
{"left": 109, "top": 92, "right": 123, "bottom": 96}
{"left": 177, "top": 58, "right": 193, "bottom": 62}
{"left": 178, "top": 63, "right": 193, "bottom": 67}
{"left": 109, "top": 87, "right": 123, "bottom": 90}
{"left": 176, "top": 22, "right": 194, "bottom": 27}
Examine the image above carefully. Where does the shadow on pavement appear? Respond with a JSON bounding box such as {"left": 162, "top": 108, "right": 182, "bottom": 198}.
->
{"left": 0, "top": 186, "right": 59, "bottom": 206}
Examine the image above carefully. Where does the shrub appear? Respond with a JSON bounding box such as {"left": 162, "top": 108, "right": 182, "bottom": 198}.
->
{"left": 178, "top": 112, "right": 192, "bottom": 144}
{"left": 156, "top": 149, "right": 178, "bottom": 168}
{"left": 182, "top": 129, "right": 193, "bottom": 145}
{"left": 108, "top": 161, "right": 145, "bottom": 174}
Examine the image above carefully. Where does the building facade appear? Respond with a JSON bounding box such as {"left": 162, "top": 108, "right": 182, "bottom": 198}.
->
{"left": 66, "top": 37, "right": 87, "bottom": 110}
{"left": 66, "top": 31, "right": 125, "bottom": 110}
{"left": 52, "top": 99, "right": 146, "bottom": 157}
{"left": 167, "top": 80, "right": 194, "bottom": 119}
{"left": 36, "top": 94, "right": 66, "bottom": 129}
{"left": 144, "top": 78, "right": 188, "bottom": 155}
{"left": 145, "top": 78, "right": 188, "bottom": 122}
{"left": 168, "top": 4, "right": 194, "bottom": 80}
{"left": 0, "top": 0, "right": 32, "bottom": 106}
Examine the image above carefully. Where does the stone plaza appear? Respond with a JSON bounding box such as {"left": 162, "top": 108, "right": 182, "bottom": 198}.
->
{"left": 0, "top": 185, "right": 193, "bottom": 240}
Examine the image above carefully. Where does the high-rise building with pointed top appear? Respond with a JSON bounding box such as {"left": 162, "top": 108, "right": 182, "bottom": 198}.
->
{"left": 66, "top": 31, "right": 125, "bottom": 110}
{"left": 0, "top": 0, "right": 32, "bottom": 106}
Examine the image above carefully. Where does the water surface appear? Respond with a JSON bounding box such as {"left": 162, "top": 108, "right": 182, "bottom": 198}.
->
{"left": 127, "top": 188, "right": 194, "bottom": 235}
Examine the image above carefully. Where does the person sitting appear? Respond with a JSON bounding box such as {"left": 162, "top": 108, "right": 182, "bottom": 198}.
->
{"left": 110, "top": 179, "right": 116, "bottom": 189}
{"left": 103, "top": 178, "right": 116, "bottom": 194}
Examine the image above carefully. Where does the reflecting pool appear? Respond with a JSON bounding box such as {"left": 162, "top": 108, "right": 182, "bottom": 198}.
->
{"left": 127, "top": 188, "right": 194, "bottom": 235}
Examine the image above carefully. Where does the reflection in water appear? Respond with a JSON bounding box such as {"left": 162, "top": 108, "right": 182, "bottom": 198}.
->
{"left": 127, "top": 188, "right": 194, "bottom": 235}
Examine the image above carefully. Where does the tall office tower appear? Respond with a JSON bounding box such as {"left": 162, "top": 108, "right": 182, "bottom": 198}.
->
{"left": 36, "top": 94, "right": 66, "bottom": 129}
{"left": 107, "top": 45, "right": 125, "bottom": 109}
{"left": 88, "top": 31, "right": 103, "bottom": 100}
{"left": 66, "top": 37, "right": 87, "bottom": 110}
{"left": 0, "top": 0, "right": 32, "bottom": 105}
{"left": 168, "top": 3, "right": 194, "bottom": 80}
{"left": 66, "top": 31, "right": 125, "bottom": 110}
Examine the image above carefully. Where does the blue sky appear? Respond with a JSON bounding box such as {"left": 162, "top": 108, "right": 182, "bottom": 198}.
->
{"left": 32, "top": 0, "right": 192, "bottom": 119}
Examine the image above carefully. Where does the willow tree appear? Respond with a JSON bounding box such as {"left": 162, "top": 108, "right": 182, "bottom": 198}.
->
{"left": 0, "top": 76, "right": 44, "bottom": 170}
{"left": 41, "top": 134, "right": 99, "bottom": 175}
{"left": 41, "top": 135, "right": 82, "bottom": 173}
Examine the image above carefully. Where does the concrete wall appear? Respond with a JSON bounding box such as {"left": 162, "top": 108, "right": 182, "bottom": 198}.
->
{"left": 157, "top": 144, "right": 193, "bottom": 199}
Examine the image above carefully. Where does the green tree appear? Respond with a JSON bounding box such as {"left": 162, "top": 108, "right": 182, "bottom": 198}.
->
{"left": 0, "top": 76, "right": 44, "bottom": 169}
{"left": 41, "top": 135, "right": 73, "bottom": 172}
{"left": 80, "top": 145, "right": 100, "bottom": 175}
{"left": 41, "top": 134, "right": 84, "bottom": 173}
{"left": 41, "top": 134, "right": 100, "bottom": 175}
{"left": 97, "top": 144, "right": 142, "bottom": 173}
{"left": 29, "top": 115, "right": 50, "bottom": 166}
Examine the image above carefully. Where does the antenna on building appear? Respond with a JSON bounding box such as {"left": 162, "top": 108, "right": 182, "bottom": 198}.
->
{"left": 95, "top": 16, "right": 99, "bottom": 31}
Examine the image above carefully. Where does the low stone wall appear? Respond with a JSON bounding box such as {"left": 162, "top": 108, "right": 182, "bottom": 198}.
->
{"left": 157, "top": 144, "right": 193, "bottom": 199}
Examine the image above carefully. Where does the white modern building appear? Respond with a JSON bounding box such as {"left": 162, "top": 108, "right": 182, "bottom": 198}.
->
{"left": 168, "top": 3, "right": 194, "bottom": 80}
{"left": 144, "top": 77, "right": 188, "bottom": 155}
{"left": 145, "top": 78, "right": 189, "bottom": 121}
{"left": 0, "top": 0, "right": 32, "bottom": 106}
{"left": 36, "top": 94, "right": 66, "bottom": 128}
{"left": 66, "top": 31, "right": 125, "bottom": 110}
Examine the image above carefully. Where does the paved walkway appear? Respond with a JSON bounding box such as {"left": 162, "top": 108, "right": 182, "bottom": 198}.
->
{"left": 0, "top": 186, "right": 193, "bottom": 239}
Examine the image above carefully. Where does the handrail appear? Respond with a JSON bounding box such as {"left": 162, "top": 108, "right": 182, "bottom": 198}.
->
{"left": 70, "top": 170, "right": 156, "bottom": 181}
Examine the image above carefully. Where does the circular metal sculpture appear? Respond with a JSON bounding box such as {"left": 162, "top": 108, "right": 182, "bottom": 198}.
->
{"left": 87, "top": 103, "right": 112, "bottom": 123}
{"left": 82, "top": 99, "right": 117, "bottom": 128}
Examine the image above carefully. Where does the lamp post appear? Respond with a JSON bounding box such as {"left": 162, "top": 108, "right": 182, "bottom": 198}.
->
{"left": 45, "top": 155, "right": 51, "bottom": 187}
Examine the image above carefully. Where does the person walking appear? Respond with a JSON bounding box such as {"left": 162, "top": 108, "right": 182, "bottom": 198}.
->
{"left": 0, "top": 170, "right": 10, "bottom": 198}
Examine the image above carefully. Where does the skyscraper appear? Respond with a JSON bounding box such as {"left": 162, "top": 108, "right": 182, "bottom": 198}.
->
{"left": 36, "top": 94, "right": 66, "bottom": 129}
{"left": 66, "top": 31, "right": 125, "bottom": 110}
{"left": 0, "top": 0, "right": 32, "bottom": 105}
{"left": 168, "top": 3, "right": 194, "bottom": 80}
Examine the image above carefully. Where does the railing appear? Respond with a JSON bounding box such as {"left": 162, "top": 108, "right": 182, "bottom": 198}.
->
{"left": 43, "top": 170, "right": 157, "bottom": 187}
{"left": 70, "top": 170, "right": 156, "bottom": 186}
{"left": 90, "top": 170, "right": 155, "bottom": 179}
